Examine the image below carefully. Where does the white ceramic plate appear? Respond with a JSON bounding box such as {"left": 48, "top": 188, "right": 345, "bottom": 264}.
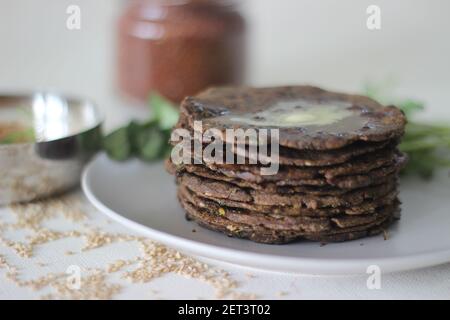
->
{"left": 82, "top": 153, "right": 450, "bottom": 275}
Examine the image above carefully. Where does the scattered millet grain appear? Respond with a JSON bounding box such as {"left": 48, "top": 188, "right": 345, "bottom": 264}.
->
{"left": 0, "top": 194, "right": 257, "bottom": 300}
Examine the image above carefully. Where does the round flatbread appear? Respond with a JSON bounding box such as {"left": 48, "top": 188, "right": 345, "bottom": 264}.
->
{"left": 179, "top": 86, "right": 406, "bottom": 150}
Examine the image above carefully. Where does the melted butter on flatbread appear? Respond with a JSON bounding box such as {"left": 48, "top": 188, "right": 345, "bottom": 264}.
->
{"left": 209, "top": 100, "right": 368, "bottom": 133}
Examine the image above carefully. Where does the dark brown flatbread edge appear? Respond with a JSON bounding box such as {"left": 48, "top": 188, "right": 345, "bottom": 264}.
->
{"left": 172, "top": 115, "right": 400, "bottom": 166}
{"left": 178, "top": 184, "right": 400, "bottom": 218}
{"left": 168, "top": 152, "right": 406, "bottom": 191}
{"left": 179, "top": 194, "right": 400, "bottom": 244}
{"left": 176, "top": 172, "right": 398, "bottom": 208}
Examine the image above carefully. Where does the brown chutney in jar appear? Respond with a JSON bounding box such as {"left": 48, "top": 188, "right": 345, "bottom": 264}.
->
{"left": 117, "top": 0, "right": 246, "bottom": 104}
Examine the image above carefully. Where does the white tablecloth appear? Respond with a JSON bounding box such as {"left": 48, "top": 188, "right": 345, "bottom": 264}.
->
{"left": 0, "top": 192, "right": 449, "bottom": 300}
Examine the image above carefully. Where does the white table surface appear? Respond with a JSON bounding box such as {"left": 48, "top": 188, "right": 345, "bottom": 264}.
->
{"left": 1, "top": 193, "right": 450, "bottom": 300}
{"left": 1, "top": 0, "right": 450, "bottom": 299}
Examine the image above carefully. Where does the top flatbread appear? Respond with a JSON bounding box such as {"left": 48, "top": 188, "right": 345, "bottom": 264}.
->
{"left": 179, "top": 86, "right": 406, "bottom": 150}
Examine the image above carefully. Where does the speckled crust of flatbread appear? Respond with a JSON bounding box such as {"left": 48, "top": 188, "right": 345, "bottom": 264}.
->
{"left": 179, "top": 187, "right": 398, "bottom": 232}
{"left": 178, "top": 86, "right": 406, "bottom": 151}
{"left": 166, "top": 158, "right": 397, "bottom": 197}
{"left": 167, "top": 152, "right": 406, "bottom": 190}
{"left": 178, "top": 184, "right": 399, "bottom": 218}
{"left": 176, "top": 173, "right": 397, "bottom": 209}
{"left": 198, "top": 147, "right": 400, "bottom": 181}
{"left": 172, "top": 116, "right": 399, "bottom": 166}
{"left": 178, "top": 192, "right": 400, "bottom": 244}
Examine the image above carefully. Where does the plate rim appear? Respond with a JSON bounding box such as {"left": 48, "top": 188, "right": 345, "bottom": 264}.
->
{"left": 81, "top": 153, "right": 450, "bottom": 275}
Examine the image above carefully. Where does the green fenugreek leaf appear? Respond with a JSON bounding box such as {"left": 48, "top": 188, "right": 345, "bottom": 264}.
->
{"left": 150, "top": 93, "right": 179, "bottom": 130}
{"left": 364, "top": 80, "right": 450, "bottom": 178}
{"left": 102, "top": 92, "right": 178, "bottom": 163}
{"left": 103, "top": 126, "right": 132, "bottom": 161}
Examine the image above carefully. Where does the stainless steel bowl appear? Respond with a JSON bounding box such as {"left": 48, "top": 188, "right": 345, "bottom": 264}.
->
{"left": 0, "top": 93, "right": 103, "bottom": 205}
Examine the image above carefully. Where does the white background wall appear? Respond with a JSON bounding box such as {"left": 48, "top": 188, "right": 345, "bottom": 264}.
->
{"left": 0, "top": 0, "right": 449, "bottom": 126}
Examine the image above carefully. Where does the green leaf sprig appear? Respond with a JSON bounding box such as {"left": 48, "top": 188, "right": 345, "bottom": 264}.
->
{"left": 364, "top": 81, "right": 450, "bottom": 178}
{"left": 103, "top": 93, "right": 179, "bottom": 162}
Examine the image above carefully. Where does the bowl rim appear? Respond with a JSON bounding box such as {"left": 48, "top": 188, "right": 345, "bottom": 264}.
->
{"left": 0, "top": 91, "right": 104, "bottom": 148}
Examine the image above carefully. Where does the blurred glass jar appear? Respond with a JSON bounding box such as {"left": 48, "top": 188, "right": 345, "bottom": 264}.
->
{"left": 117, "top": 0, "right": 246, "bottom": 104}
